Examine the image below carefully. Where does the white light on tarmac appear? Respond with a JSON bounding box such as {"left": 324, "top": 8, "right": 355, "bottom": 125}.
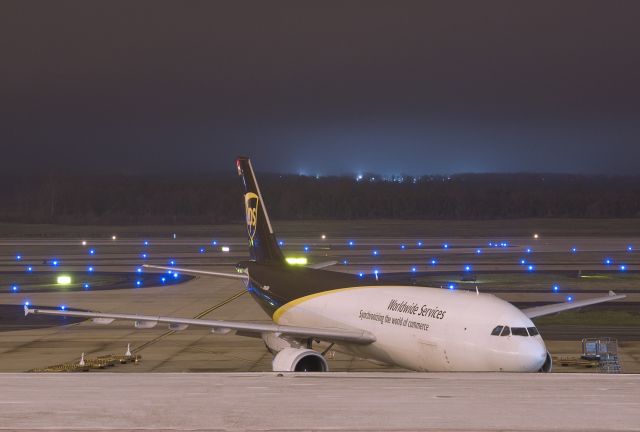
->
{"left": 81, "top": 240, "right": 87, "bottom": 246}
{"left": 321, "top": 234, "right": 326, "bottom": 240}
{"left": 533, "top": 233, "right": 539, "bottom": 239}
{"left": 221, "top": 246, "right": 230, "bottom": 252}
{"left": 112, "top": 235, "right": 117, "bottom": 240}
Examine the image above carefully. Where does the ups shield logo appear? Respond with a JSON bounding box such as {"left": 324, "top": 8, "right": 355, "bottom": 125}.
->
{"left": 244, "top": 192, "right": 259, "bottom": 245}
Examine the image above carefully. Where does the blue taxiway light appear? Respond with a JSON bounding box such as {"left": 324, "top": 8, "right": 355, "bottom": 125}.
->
{"left": 303, "top": 245, "right": 309, "bottom": 252}
{"left": 16, "top": 255, "right": 22, "bottom": 261}
{"left": 60, "top": 305, "right": 66, "bottom": 310}
{"left": 552, "top": 284, "right": 560, "bottom": 292}
{"left": 51, "top": 260, "right": 59, "bottom": 266}
{"left": 11, "top": 285, "right": 18, "bottom": 292}
{"left": 604, "top": 258, "right": 613, "bottom": 265}
{"left": 448, "top": 284, "right": 456, "bottom": 290}
{"left": 520, "top": 258, "right": 527, "bottom": 265}
{"left": 199, "top": 248, "right": 206, "bottom": 253}
{"left": 430, "top": 259, "right": 437, "bottom": 265}
{"left": 136, "top": 267, "right": 142, "bottom": 273}
{"left": 87, "top": 266, "right": 94, "bottom": 272}
{"left": 417, "top": 241, "right": 423, "bottom": 247}
{"left": 24, "top": 301, "right": 30, "bottom": 307}
{"left": 161, "top": 277, "right": 166, "bottom": 283}
{"left": 342, "top": 259, "right": 348, "bottom": 265}
{"left": 136, "top": 280, "right": 142, "bottom": 287}
{"left": 83, "top": 283, "right": 90, "bottom": 289}
{"left": 476, "top": 249, "right": 482, "bottom": 254}
{"left": 464, "top": 265, "right": 472, "bottom": 272}
{"left": 211, "top": 240, "right": 218, "bottom": 246}
{"left": 141, "top": 253, "right": 148, "bottom": 259}
{"left": 411, "top": 267, "right": 417, "bottom": 272}
{"left": 525, "top": 248, "right": 532, "bottom": 253}
{"left": 89, "top": 249, "right": 96, "bottom": 255}
{"left": 570, "top": 247, "right": 577, "bottom": 253}
{"left": 169, "top": 260, "right": 176, "bottom": 265}
{"left": 278, "top": 240, "right": 285, "bottom": 246}
{"left": 143, "top": 240, "right": 149, "bottom": 246}
{"left": 358, "top": 272, "right": 364, "bottom": 278}
{"left": 372, "top": 250, "right": 379, "bottom": 256}
{"left": 527, "top": 265, "right": 535, "bottom": 272}
{"left": 348, "top": 240, "right": 354, "bottom": 247}
{"left": 442, "top": 243, "right": 449, "bottom": 249}
{"left": 620, "top": 265, "right": 627, "bottom": 271}
{"left": 488, "top": 242, "right": 493, "bottom": 247}
{"left": 566, "top": 296, "right": 573, "bottom": 302}
{"left": 26, "top": 266, "right": 32, "bottom": 272}
{"left": 173, "top": 272, "right": 179, "bottom": 279}
{"left": 400, "top": 244, "right": 406, "bottom": 249}
{"left": 627, "top": 245, "right": 633, "bottom": 252}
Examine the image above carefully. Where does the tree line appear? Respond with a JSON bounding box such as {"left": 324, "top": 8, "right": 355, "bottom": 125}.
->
{"left": 1, "top": 173, "right": 639, "bottom": 224}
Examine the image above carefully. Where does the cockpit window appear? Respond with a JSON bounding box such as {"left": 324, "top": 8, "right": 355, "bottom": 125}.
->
{"left": 491, "top": 325, "right": 504, "bottom": 336}
{"left": 500, "top": 326, "right": 511, "bottom": 336}
{"left": 527, "top": 327, "right": 539, "bottom": 336}
{"left": 511, "top": 327, "right": 528, "bottom": 336}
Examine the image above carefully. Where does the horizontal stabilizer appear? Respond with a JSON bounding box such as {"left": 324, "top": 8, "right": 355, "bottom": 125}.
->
{"left": 142, "top": 264, "right": 248, "bottom": 280}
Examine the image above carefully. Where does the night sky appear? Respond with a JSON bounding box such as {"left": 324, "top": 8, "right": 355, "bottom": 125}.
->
{"left": 1, "top": 1, "right": 639, "bottom": 175}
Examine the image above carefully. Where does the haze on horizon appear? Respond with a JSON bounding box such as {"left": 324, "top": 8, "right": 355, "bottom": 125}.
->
{"left": 1, "top": 1, "right": 639, "bottom": 176}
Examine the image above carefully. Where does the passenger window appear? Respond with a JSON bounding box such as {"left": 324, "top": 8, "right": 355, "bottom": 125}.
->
{"left": 491, "top": 325, "right": 504, "bottom": 336}
{"left": 511, "top": 327, "right": 528, "bottom": 336}
{"left": 527, "top": 327, "right": 539, "bottom": 336}
{"left": 500, "top": 326, "right": 511, "bottom": 336}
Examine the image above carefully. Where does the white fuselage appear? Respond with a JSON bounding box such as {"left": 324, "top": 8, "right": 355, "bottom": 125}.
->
{"left": 274, "top": 286, "right": 548, "bottom": 372}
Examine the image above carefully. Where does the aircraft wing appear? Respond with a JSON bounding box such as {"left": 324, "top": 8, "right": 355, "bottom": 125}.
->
{"left": 24, "top": 306, "right": 376, "bottom": 345}
{"left": 306, "top": 260, "right": 338, "bottom": 269}
{"left": 142, "top": 264, "right": 248, "bottom": 280}
{"left": 522, "top": 291, "right": 626, "bottom": 318}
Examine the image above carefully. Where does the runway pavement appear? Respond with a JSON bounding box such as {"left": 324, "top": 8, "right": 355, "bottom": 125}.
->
{"left": 1, "top": 372, "right": 639, "bottom": 431}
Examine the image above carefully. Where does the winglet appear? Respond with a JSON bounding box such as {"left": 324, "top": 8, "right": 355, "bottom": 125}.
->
{"left": 24, "top": 305, "right": 31, "bottom": 316}
{"left": 609, "top": 290, "right": 616, "bottom": 296}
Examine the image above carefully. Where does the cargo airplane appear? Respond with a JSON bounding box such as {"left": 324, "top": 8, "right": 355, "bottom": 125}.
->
{"left": 26, "top": 157, "right": 626, "bottom": 372}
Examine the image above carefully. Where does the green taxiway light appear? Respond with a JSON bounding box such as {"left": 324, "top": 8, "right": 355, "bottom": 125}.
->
{"left": 286, "top": 257, "right": 308, "bottom": 266}
{"left": 57, "top": 275, "right": 72, "bottom": 285}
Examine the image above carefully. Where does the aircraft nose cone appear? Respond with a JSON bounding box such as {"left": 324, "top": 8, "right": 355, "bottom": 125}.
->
{"left": 530, "top": 338, "right": 548, "bottom": 370}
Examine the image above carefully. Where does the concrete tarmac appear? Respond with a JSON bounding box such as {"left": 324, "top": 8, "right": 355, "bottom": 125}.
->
{"left": 1, "top": 372, "right": 639, "bottom": 431}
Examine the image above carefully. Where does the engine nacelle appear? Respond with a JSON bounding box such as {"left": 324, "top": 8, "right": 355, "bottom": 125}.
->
{"left": 272, "top": 348, "right": 329, "bottom": 372}
{"left": 539, "top": 351, "right": 553, "bottom": 373}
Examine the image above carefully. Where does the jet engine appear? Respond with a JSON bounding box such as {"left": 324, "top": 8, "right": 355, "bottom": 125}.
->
{"left": 272, "top": 347, "right": 329, "bottom": 372}
{"left": 539, "top": 351, "right": 553, "bottom": 373}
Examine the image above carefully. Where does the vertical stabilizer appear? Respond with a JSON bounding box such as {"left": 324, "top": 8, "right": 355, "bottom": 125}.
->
{"left": 236, "top": 157, "right": 285, "bottom": 264}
